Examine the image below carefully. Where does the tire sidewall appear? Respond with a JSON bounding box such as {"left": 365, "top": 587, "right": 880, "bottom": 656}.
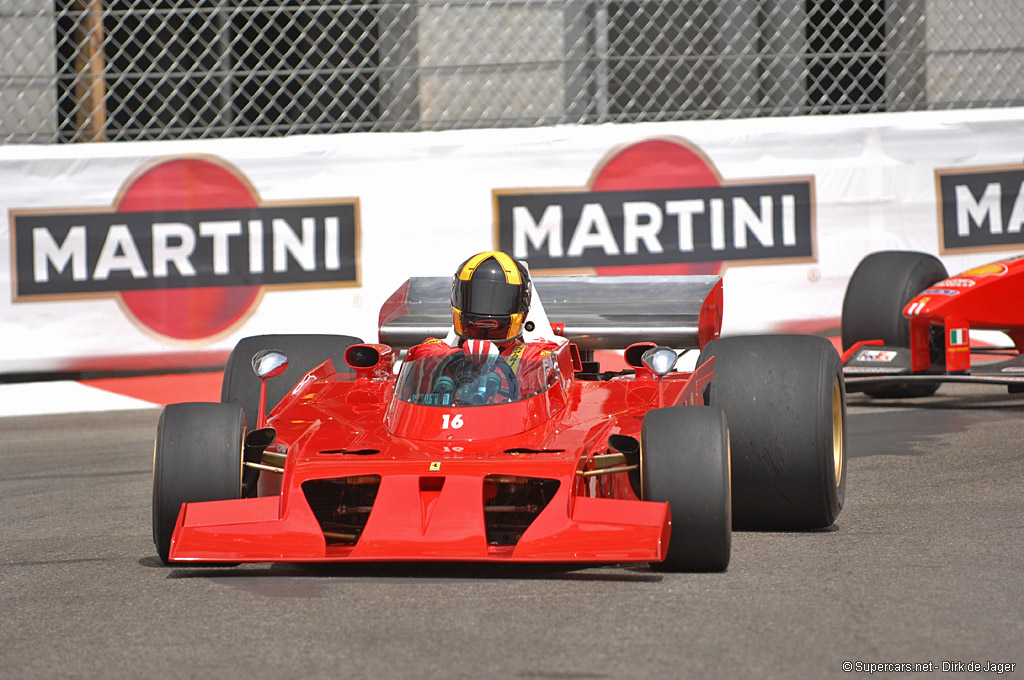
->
{"left": 815, "top": 342, "right": 846, "bottom": 525}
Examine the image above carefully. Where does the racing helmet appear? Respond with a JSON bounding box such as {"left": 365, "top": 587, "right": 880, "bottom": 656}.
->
{"left": 451, "top": 251, "right": 532, "bottom": 342}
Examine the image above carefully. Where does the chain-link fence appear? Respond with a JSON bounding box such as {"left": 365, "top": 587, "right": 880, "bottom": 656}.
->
{"left": 2, "top": 0, "right": 1023, "bottom": 144}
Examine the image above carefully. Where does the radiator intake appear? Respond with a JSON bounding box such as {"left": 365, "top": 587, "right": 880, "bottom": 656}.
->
{"left": 483, "top": 475, "right": 559, "bottom": 549}
{"left": 302, "top": 475, "right": 382, "bottom": 548}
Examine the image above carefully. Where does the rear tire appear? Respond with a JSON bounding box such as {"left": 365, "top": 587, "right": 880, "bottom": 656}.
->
{"left": 841, "top": 250, "right": 947, "bottom": 398}
{"left": 220, "top": 334, "right": 363, "bottom": 427}
{"left": 697, "top": 335, "right": 846, "bottom": 530}
{"left": 152, "top": 402, "right": 246, "bottom": 563}
{"left": 642, "top": 406, "right": 731, "bottom": 572}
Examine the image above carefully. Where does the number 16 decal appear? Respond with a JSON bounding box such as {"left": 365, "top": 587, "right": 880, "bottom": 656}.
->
{"left": 441, "top": 413, "right": 464, "bottom": 429}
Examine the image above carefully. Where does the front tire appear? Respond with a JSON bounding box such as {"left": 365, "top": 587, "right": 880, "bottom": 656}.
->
{"left": 152, "top": 402, "right": 246, "bottom": 563}
{"left": 642, "top": 406, "right": 731, "bottom": 572}
{"left": 842, "top": 250, "right": 947, "bottom": 398}
{"left": 697, "top": 335, "right": 846, "bottom": 530}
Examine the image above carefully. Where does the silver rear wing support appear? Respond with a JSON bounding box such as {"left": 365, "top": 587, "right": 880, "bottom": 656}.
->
{"left": 377, "top": 275, "right": 723, "bottom": 352}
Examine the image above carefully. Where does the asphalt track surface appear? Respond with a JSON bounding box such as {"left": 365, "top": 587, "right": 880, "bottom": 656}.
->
{"left": 1, "top": 384, "right": 1022, "bottom": 680}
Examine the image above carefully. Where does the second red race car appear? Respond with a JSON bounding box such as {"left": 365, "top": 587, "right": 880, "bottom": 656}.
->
{"left": 153, "top": 267, "right": 847, "bottom": 572}
{"left": 841, "top": 250, "right": 1024, "bottom": 398}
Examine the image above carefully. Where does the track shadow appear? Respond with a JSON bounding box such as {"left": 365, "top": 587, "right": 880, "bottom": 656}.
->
{"left": 846, "top": 384, "right": 1024, "bottom": 459}
{"left": 157, "top": 560, "right": 664, "bottom": 583}
{"left": 848, "top": 391, "right": 1024, "bottom": 411}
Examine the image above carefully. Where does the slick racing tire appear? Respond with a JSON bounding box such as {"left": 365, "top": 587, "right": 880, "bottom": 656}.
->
{"left": 152, "top": 402, "right": 246, "bottom": 563}
{"left": 841, "top": 250, "right": 948, "bottom": 398}
{"left": 697, "top": 335, "right": 846, "bottom": 530}
{"left": 221, "top": 334, "right": 363, "bottom": 428}
{"left": 642, "top": 406, "right": 731, "bottom": 572}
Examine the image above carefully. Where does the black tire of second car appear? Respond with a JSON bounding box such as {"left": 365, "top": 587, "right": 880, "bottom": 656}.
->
{"left": 841, "top": 250, "right": 948, "bottom": 398}
{"left": 697, "top": 334, "right": 846, "bottom": 530}
{"left": 642, "top": 405, "right": 731, "bottom": 572}
{"left": 152, "top": 402, "right": 246, "bottom": 563}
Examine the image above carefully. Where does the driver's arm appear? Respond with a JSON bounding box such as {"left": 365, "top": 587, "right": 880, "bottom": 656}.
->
{"left": 510, "top": 340, "right": 561, "bottom": 397}
{"left": 406, "top": 337, "right": 456, "bottom": 361}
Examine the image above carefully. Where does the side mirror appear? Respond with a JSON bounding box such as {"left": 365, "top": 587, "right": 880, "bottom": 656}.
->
{"left": 252, "top": 349, "right": 288, "bottom": 379}
{"left": 250, "top": 350, "right": 288, "bottom": 429}
{"left": 641, "top": 346, "right": 679, "bottom": 376}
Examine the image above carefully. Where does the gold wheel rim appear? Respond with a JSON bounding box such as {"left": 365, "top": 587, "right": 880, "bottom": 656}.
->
{"left": 238, "top": 419, "right": 247, "bottom": 498}
{"left": 832, "top": 377, "right": 844, "bottom": 487}
{"left": 638, "top": 436, "right": 645, "bottom": 500}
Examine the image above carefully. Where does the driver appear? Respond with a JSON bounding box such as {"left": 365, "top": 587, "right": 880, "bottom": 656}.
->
{"left": 406, "top": 251, "right": 560, "bottom": 403}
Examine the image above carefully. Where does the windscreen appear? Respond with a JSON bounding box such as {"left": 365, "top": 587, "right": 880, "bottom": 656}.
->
{"left": 395, "top": 352, "right": 557, "bottom": 407}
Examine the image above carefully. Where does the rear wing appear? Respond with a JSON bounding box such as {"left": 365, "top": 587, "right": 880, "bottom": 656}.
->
{"left": 377, "top": 275, "right": 723, "bottom": 351}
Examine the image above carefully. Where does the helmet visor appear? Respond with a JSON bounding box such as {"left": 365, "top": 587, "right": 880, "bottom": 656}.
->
{"left": 451, "top": 277, "right": 527, "bottom": 316}
{"left": 453, "top": 310, "right": 524, "bottom": 341}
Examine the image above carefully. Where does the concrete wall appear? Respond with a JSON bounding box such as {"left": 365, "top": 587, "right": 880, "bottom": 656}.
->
{"left": 0, "top": 0, "right": 57, "bottom": 141}
{"left": 416, "top": 1, "right": 567, "bottom": 128}
{"left": 926, "top": 0, "right": 1024, "bottom": 105}
{"left": 1, "top": 0, "right": 1021, "bottom": 143}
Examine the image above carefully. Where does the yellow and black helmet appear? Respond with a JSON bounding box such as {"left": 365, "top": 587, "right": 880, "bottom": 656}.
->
{"left": 451, "top": 251, "right": 532, "bottom": 342}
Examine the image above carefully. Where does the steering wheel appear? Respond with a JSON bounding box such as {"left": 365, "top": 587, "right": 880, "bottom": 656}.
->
{"left": 430, "top": 352, "right": 520, "bottom": 405}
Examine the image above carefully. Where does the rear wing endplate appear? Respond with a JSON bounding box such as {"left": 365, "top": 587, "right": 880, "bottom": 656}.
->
{"left": 378, "top": 275, "right": 723, "bottom": 351}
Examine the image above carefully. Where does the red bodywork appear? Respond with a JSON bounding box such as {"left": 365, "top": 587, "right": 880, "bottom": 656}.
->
{"left": 900, "top": 257, "right": 1024, "bottom": 371}
{"left": 168, "top": 341, "right": 716, "bottom": 564}
{"left": 842, "top": 253, "right": 1024, "bottom": 387}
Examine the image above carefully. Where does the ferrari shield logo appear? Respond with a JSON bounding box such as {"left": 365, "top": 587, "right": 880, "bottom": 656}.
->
{"left": 429, "top": 462, "right": 442, "bottom": 471}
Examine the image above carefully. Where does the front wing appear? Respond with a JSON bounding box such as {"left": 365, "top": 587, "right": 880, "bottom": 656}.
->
{"left": 169, "top": 471, "right": 671, "bottom": 564}
{"left": 842, "top": 341, "right": 1024, "bottom": 391}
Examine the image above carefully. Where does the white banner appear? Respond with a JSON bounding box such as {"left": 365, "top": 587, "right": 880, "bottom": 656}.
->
{"left": 2, "top": 108, "right": 1023, "bottom": 374}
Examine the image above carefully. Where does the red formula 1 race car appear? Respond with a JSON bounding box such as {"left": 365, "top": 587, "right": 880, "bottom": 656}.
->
{"left": 153, "top": 275, "right": 846, "bottom": 572}
{"left": 841, "top": 250, "right": 1024, "bottom": 398}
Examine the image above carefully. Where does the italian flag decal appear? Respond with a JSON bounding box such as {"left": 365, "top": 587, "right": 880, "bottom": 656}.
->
{"left": 949, "top": 328, "right": 967, "bottom": 346}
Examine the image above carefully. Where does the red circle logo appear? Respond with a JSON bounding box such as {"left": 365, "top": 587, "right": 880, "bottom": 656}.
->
{"left": 589, "top": 138, "right": 724, "bottom": 276}
{"left": 114, "top": 158, "right": 261, "bottom": 341}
